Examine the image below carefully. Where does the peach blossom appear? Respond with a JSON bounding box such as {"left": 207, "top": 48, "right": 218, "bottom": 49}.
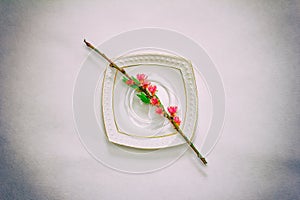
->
{"left": 148, "top": 85, "right": 157, "bottom": 95}
{"left": 136, "top": 74, "right": 147, "bottom": 82}
{"left": 173, "top": 116, "right": 181, "bottom": 126}
{"left": 150, "top": 97, "right": 159, "bottom": 106}
{"left": 167, "top": 106, "right": 178, "bottom": 116}
{"left": 155, "top": 107, "right": 163, "bottom": 115}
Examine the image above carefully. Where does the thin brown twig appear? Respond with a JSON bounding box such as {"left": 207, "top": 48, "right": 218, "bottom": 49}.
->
{"left": 84, "top": 39, "right": 207, "bottom": 165}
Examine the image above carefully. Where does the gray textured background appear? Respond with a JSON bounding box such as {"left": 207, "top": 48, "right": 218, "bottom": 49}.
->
{"left": 0, "top": 0, "right": 299, "bottom": 199}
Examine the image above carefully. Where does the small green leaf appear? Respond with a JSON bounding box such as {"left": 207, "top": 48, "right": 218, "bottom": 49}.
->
{"left": 131, "top": 85, "right": 139, "bottom": 89}
{"left": 131, "top": 76, "right": 140, "bottom": 85}
{"left": 122, "top": 76, "right": 128, "bottom": 83}
{"left": 137, "top": 92, "right": 150, "bottom": 104}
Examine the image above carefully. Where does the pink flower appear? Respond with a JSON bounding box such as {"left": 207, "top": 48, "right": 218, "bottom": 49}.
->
{"left": 136, "top": 74, "right": 150, "bottom": 88}
{"left": 136, "top": 74, "right": 147, "bottom": 83}
{"left": 150, "top": 97, "right": 159, "bottom": 106}
{"left": 155, "top": 107, "right": 163, "bottom": 115}
{"left": 126, "top": 79, "right": 134, "bottom": 86}
{"left": 148, "top": 85, "right": 157, "bottom": 95}
{"left": 173, "top": 116, "right": 181, "bottom": 126}
{"left": 167, "top": 106, "right": 178, "bottom": 116}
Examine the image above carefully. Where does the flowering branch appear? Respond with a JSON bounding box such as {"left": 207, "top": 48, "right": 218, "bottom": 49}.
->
{"left": 84, "top": 39, "right": 207, "bottom": 165}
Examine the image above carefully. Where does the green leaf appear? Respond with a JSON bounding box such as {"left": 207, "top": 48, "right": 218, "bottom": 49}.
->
{"left": 136, "top": 92, "right": 150, "bottom": 104}
{"left": 131, "top": 76, "right": 140, "bottom": 85}
{"left": 122, "top": 76, "right": 128, "bottom": 83}
{"left": 131, "top": 84, "right": 139, "bottom": 89}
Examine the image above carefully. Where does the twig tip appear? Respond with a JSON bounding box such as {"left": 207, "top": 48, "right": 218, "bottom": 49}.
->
{"left": 83, "top": 39, "right": 92, "bottom": 48}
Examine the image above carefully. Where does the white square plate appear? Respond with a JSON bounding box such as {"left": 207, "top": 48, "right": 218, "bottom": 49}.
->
{"left": 102, "top": 53, "right": 198, "bottom": 149}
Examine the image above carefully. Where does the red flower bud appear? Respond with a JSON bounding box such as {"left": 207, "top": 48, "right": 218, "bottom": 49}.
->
{"left": 150, "top": 97, "right": 159, "bottom": 106}
{"left": 173, "top": 116, "right": 181, "bottom": 126}
{"left": 167, "top": 106, "right": 178, "bottom": 116}
{"left": 126, "top": 79, "right": 134, "bottom": 86}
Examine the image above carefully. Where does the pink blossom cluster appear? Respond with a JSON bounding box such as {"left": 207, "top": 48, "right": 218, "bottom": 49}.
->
{"left": 126, "top": 73, "right": 181, "bottom": 126}
{"left": 167, "top": 106, "right": 181, "bottom": 126}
